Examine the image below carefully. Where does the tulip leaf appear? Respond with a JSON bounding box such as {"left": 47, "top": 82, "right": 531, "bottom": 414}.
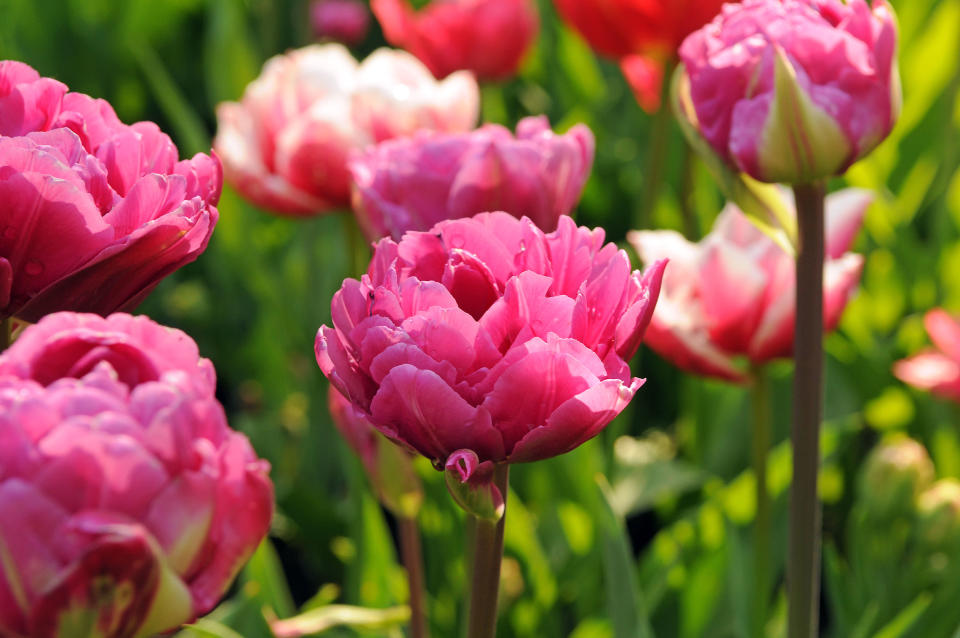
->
{"left": 242, "top": 539, "right": 297, "bottom": 619}
{"left": 181, "top": 620, "right": 247, "bottom": 638}
{"left": 269, "top": 604, "right": 411, "bottom": 637}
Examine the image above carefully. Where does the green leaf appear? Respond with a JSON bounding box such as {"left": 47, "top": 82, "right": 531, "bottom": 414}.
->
{"left": 181, "top": 619, "right": 247, "bottom": 638}
{"left": 269, "top": 604, "right": 410, "bottom": 637}
{"left": 872, "top": 593, "right": 933, "bottom": 638}
{"left": 242, "top": 539, "right": 297, "bottom": 620}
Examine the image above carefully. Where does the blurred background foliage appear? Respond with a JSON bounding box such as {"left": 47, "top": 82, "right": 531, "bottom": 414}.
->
{"left": 1, "top": 0, "right": 959, "bottom": 636}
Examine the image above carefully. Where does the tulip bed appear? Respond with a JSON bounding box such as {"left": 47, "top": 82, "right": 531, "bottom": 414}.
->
{"left": 1, "top": 0, "right": 959, "bottom": 637}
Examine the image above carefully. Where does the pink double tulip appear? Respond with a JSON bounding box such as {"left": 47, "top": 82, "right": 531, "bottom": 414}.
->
{"left": 311, "top": 0, "right": 370, "bottom": 46}
{"left": 0, "top": 313, "right": 273, "bottom": 638}
{"left": 628, "top": 189, "right": 869, "bottom": 381}
{"left": 349, "top": 115, "right": 595, "bottom": 241}
{"left": 372, "top": 0, "right": 538, "bottom": 81}
{"left": 894, "top": 310, "right": 960, "bottom": 402}
{"left": 214, "top": 45, "right": 479, "bottom": 216}
{"left": 678, "top": 0, "right": 900, "bottom": 184}
{"left": 0, "top": 61, "right": 220, "bottom": 322}
{"left": 316, "top": 213, "right": 665, "bottom": 468}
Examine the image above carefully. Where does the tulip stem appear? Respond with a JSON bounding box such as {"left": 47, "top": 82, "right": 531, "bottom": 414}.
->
{"left": 787, "top": 181, "right": 826, "bottom": 638}
{"left": 636, "top": 59, "right": 677, "bottom": 231}
{"left": 399, "top": 516, "right": 430, "bottom": 638}
{"left": 751, "top": 363, "right": 772, "bottom": 638}
{"left": 466, "top": 464, "right": 509, "bottom": 638}
{"left": 0, "top": 318, "right": 9, "bottom": 351}
{"left": 341, "top": 211, "right": 368, "bottom": 278}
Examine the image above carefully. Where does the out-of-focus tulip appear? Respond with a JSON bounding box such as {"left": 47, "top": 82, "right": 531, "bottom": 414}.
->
{"left": 628, "top": 188, "right": 868, "bottom": 381}
{"left": 554, "top": 0, "right": 725, "bottom": 111}
{"left": 371, "top": 0, "right": 538, "bottom": 81}
{"left": 349, "top": 115, "right": 595, "bottom": 241}
{"left": 214, "top": 45, "right": 479, "bottom": 216}
{"left": 917, "top": 480, "right": 960, "bottom": 550}
{"left": 0, "top": 312, "right": 273, "bottom": 638}
{"left": 858, "top": 438, "right": 934, "bottom": 519}
{"left": 311, "top": 0, "right": 371, "bottom": 46}
{"left": 328, "top": 387, "right": 423, "bottom": 517}
{"left": 0, "top": 61, "right": 220, "bottom": 323}
{"left": 894, "top": 310, "right": 960, "bottom": 401}
{"left": 315, "top": 213, "right": 665, "bottom": 470}
{"left": 678, "top": 0, "right": 901, "bottom": 184}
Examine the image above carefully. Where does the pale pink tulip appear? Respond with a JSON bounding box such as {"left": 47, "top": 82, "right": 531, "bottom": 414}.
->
{"left": 372, "top": 0, "right": 538, "bottom": 81}
{"left": 628, "top": 189, "right": 869, "bottom": 381}
{"left": 0, "top": 61, "right": 220, "bottom": 323}
{"left": 214, "top": 45, "right": 479, "bottom": 216}
{"left": 349, "top": 115, "right": 595, "bottom": 240}
{"left": 316, "top": 213, "right": 665, "bottom": 466}
{"left": 678, "top": 0, "right": 900, "bottom": 183}
{"left": 0, "top": 313, "right": 273, "bottom": 638}
{"left": 894, "top": 310, "right": 960, "bottom": 402}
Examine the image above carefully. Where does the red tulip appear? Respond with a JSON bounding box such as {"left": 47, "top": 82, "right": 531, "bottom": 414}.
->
{"left": 372, "top": 0, "right": 538, "bottom": 81}
{"left": 0, "top": 61, "right": 220, "bottom": 323}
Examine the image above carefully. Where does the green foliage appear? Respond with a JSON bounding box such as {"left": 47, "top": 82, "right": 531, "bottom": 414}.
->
{"left": 6, "top": 0, "right": 960, "bottom": 635}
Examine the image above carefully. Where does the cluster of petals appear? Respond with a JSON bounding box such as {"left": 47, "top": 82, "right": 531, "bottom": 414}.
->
{"left": 894, "top": 310, "right": 960, "bottom": 402}
{"left": 679, "top": 0, "right": 900, "bottom": 183}
{"left": 349, "top": 115, "right": 595, "bottom": 241}
{"left": 310, "top": 0, "right": 370, "bottom": 46}
{"left": 0, "top": 313, "right": 273, "bottom": 638}
{"left": 214, "top": 44, "right": 479, "bottom": 216}
{"left": 629, "top": 189, "right": 869, "bottom": 381}
{"left": 316, "top": 213, "right": 666, "bottom": 467}
{"left": 553, "top": 0, "right": 726, "bottom": 110}
{"left": 0, "top": 61, "right": 221, "bottom": 322}
{"left": 372, "top": 0, "right": 538, "bottom": 81}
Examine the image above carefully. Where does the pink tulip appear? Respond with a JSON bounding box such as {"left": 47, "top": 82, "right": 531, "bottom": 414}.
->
{"left": 0, "top": 61, "right": 220, "bottom": 323}
{"left": 894, "top": 310, "right": 960, "bottom": 402}
{"left": 214, "top": 45, "right": 479, "bottom": 216}
{"left": 315, "top": 213, "right": 666, "bottom": 466}
{"left": 678, "top": 0, "right": 900, "bottom": 183}
{"left": 311, "top": 0, "right": 370, "bottom": 46}
{"left": 371, "top": 0, "right": 538, "bottom": 81}
{"left": 628, "top": 188, "right": 869, "bottom": 381}
{"left": 349, "top": 115, "right": 595, "bottom": 241}
{"left": 0, "top": 312, "right": 273, "bottom": 638}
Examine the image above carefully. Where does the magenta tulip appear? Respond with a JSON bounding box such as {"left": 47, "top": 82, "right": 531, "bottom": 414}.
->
{"left": 0, "top": 312, "right": 273, "bottom": 638}
{"left": 372, "top": 0, "right": 538, "bottom": 81}
{"left": 0, "top": 61, "right": 220, "bottom": 323}
{"left": 214, "top": 45, "right": 479, "bottom": 216}
{"left": 628, "top": 189, "right": 868, "bottom": 381}
{"left": 678, "top": 0, "right": 900, "bottom": 184}
{"left": 316, "top": 213, "right": 665, "bottom": 467}
{"left": 311, "top": 0, "right": 370, "bottom": 46}
{"left": 894, "top": 310, "right": 960, "bottom": 402}
{"left": 349, "top": 115, "right": 595, "bottom": 241}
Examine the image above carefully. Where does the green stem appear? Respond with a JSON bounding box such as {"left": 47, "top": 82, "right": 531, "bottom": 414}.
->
{"left": 636, "top": 59, "right": 677, "bottom": 230}
{"left": 399, "top": 516, "right": 430, "bottom": 638}
{"left": 751, "top": 364, "right": 772, "bottom": 638}
{"left": 787, "top": 181, "right": 827, "bottom": 638}
{"left": 466, "top": 465, "right": 509, "bottom": 638}
{"left": 678, "top": 142, "right": 699, "bottom": 238}
{"left": 340, "top": 211, "right": 368, "bottom": 278}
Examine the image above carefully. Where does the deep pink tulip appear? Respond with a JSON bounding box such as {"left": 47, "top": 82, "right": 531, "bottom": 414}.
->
{"left": 894, "top": 310, "right": 960, "bottom": 402}
{"left": 628, "top": 189, "right": 868, "bottom": 381}
{"left": 214, "top": 45, "right": 479, "bottom": 216}
{"left": 349, "top": 115, "right": 595, "bottom": 241}
{"left": 316, "top": 213, "right": 666, "bottom": 466}
{"left": 311, "top": 0, "right": 370, "bottom": 46}
{"left": 0, "top": 312, "right": 273, "bottom": 638}
{"left": 679, "top": 0, "right": 900, "bottom": 183}
{"left": 372, "top": 0, "right": 538, "bottom": 81}
{"left": 0, "top": 61, "right": 220, "bottom": 323}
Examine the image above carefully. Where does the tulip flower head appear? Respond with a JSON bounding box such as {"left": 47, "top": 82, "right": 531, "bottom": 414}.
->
{"left": 0, "top": 312, "right": 273, "bottom": 638}
{"left": 677, "top": 0, "right": 901, "bottom": 184}
{"left": 316, "top": 213, "right": 665, "bottom": 475}
{"left": 894, "top": 310, "right": 960, "bottom": 402}
{"left": 311, "top": 0, "right": 371, "bottom": 46}
{"left": 349, "top": 115, "right": 595, "bottom": 241}
{"left": 0, "top": 61, "right": 220, "bottom": 323}
{"left": 372, "top": 0, "right": 538, "bottom": 81}
{"left": 214, "top": 45, "right": 479, "bottom": 216}
{"left": 629, "top": 188, "right": 868, "bottom": 381}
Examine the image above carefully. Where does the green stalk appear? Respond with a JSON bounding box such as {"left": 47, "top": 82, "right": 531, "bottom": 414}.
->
{"left": 636, "top": 59, "right": 677, "bottom": 230}
{"left": 466, "top": 465, "right": 509, "bottom": 638}
{"left": 751, "top": 364, "right": 772, "bottom": 638}
{"left": 787, "top": 181, "right": 827, "bottom": 638}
